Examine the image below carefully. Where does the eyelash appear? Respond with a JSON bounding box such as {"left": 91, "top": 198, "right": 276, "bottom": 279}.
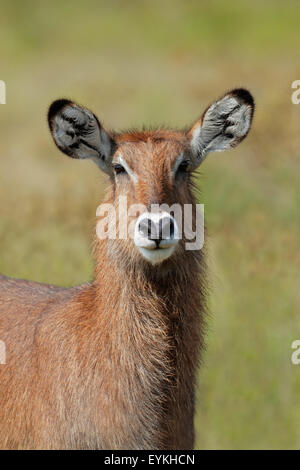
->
{"left": 176, "top": 159, "right": 190, "bottom": 175}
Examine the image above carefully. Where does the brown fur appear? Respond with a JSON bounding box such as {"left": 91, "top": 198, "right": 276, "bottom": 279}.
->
{"left": 0, "top": 130, "right": 207, "bottom": 450}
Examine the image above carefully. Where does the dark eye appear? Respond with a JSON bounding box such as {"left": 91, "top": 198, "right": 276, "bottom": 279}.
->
{"left": 177, "top": 159, "right": 190, "bottom": 174}
{"left": 113, "top": 164, "right": 126, "bottom": 175}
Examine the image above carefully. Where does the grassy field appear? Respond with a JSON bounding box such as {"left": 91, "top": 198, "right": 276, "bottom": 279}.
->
{"left": 1, "top": 0, "right": 300, "bottom": 449}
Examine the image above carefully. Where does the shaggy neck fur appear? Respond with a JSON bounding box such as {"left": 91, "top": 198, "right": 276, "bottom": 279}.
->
{"left": 86, "top": 216, "right": 207, "bottom": 449}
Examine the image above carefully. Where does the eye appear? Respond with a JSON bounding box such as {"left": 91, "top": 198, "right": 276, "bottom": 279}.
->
{"left": 113, "top": 164, "right": 126, "bottom": 175}
{"left": 177, "top": 159, "right": 190, "bottom": 174}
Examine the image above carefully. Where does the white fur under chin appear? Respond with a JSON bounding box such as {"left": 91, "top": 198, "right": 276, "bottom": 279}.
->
{"left": 137, "top": 246, "right": 176, "bottom": 264}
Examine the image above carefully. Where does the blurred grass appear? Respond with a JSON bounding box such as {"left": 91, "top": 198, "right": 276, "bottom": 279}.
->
{"left": 0, "top": 0, "right": 300, "bottom": 449}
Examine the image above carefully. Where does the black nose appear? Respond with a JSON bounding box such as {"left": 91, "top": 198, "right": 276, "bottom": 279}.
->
{"left": 138, "top": 216, "right": 175, "bottom": 246}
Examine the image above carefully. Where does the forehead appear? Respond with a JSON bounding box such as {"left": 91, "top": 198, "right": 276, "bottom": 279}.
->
{"left": 113, "top": 130, "right": 187, "bottom": 170}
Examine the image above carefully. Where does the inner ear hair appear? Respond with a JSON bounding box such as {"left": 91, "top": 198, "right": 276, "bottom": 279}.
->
{"left": 189, "top": 88, "right": 254, "bottom": 165}
{"left": 48, "top": 99, "right": 115, "bottom": 174}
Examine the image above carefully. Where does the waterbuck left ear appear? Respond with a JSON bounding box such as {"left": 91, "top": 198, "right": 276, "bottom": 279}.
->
{"left": 188, "top": 88, "right": 254, "bottom": 167}
{"left": 48, "top": 99, "right": 116, "bottom": 174}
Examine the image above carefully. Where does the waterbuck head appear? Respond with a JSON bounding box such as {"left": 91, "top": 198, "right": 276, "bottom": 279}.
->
{"left": 48, "top": 89, "right": 254, "bottom": 268}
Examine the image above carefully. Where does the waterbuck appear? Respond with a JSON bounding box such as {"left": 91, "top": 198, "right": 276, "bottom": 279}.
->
{"left": 0, "top": 88, "right": 254, "bottom": 449}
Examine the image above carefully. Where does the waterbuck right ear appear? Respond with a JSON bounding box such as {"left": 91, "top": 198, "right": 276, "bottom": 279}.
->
{"left": 48, "top": 99, "right": 116, "bottom": 174}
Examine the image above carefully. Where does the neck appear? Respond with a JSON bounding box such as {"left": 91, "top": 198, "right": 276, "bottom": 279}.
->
{"left": 90, "top": 237, "right": 207, "bottom": 449}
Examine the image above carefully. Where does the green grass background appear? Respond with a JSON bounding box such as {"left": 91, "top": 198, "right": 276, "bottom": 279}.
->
{"left": 0, "top": 0, "right": 300, "bottom": 449}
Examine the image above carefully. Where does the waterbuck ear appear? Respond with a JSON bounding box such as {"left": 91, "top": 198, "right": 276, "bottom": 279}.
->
{"left": 48, "top": 99, "right": 115, "bottom": 174}
{"left": 188, "top": 89, "right": 254, "bottom": 167}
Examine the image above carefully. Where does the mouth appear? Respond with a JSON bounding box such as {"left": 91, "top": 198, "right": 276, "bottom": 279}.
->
{"left": 141, "top": 238, "right": 177, "bottom": 250}
{"left": 137, "top": 244, "right": 177, "bottom": 264}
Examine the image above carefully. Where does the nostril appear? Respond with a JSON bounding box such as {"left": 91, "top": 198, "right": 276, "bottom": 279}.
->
{"left": 169, "top": 218, "right": 175, "bottom": 239}
{"left": 159, "top": 216, "right": 175, "bottom": 240}
{"left": 138, "top": 218, "right": 156, "bottom": 240}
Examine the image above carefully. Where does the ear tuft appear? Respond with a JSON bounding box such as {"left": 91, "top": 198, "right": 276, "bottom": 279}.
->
{"left": 229, "top": 88, "right": 255, "bottom": 109}
{"left": 48, "top": 99, "right": 74, "bottom": 134}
